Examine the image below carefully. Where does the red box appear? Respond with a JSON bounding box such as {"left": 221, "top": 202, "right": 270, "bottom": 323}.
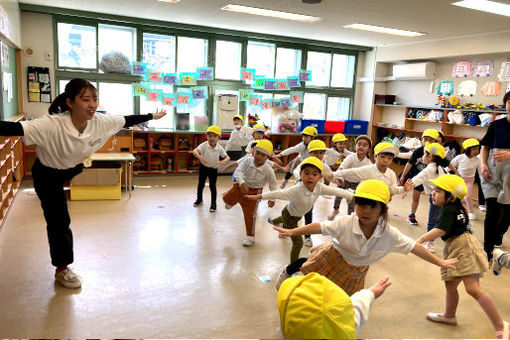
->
{"left": 325, "top": 120, "right": 345, "bottom": 134}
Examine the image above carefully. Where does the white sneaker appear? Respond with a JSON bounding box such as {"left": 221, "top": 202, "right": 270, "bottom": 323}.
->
{"left": 55, "top": 268, "right": 82, "bottom": 289}
{"left": 280, "top": 179, "right": 288, "bottom": 189}
{"left": 275, "top": 266, "right": 290, "bottom": 291}
{"left": 493, "top": 249, "right": 507, "bottom": 276}
{"left": 242, "top": 236, "right": 255, "bottom": 247}
{"left": 327, "top": 209, "right": 339, "bottom": 221}
{"left": 304, "top": 237, "right": 313, "bottom": 247}
{"left": 479, "top": 205, "right": 486, "bottom": 211}
{"left": 468, "top": 213, "right": 476, "bottom": 220}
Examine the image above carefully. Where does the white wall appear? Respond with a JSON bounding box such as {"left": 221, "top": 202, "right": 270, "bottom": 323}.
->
{"left": 0, "top": 0, "right": 21, "bottom": 47}
{"left": 20, "top": 12, "right": 54, "bottom": 119}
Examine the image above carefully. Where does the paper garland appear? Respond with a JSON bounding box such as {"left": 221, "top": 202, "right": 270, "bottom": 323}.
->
{"left": 197, "top": 67, "right": 214, "bottom": 80}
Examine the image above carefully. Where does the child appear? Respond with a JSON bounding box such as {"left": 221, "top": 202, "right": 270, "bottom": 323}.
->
{"left": 450, "top": 138, "right": 481, "bottom": 220}
{"left": 329, "top": 135, "right": 372, "bottom": 220}
{"left": 273, "top": 179, "right": 457, "bottom": 296}
{"left": 492, "top": 248, "right": 510, "bottom": 276}
{"left": 416, "top": 174, "right": 509, "bottom": 339}
{"left": 0, "top": 78, "right": 167, "bottom": 288}
{"left": 192, "top": 125, "right": 230, "bottom": 212}
{"left": 244, "top": 124, "right": 267, "bottom": 155}
{"left": 246, "top": 157, "right": 352, "bottom": 263}
{"left": 276, "top": 126, "right": 317, "bottom": 189}
{"left": 334, "top": 142, "right": 404, "bottom": 196}
{"left": 222, "top": 139, "right": 277, "bottom": 246}
{"left": 403, "top": 142, "right": 447, "bottom": 253}
{"left": 225, "top": 114, "right": 253, "bottom": 161}
{"left": 323, "top": 133, "right": 353, "bottom": 170}
{"left": 277, "top": 272, "right": 392, "bottom": 339}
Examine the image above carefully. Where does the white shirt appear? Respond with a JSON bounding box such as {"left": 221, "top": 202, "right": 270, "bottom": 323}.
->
{"left": 236, "top": 154, "right": 275, "bottom": 168}
{"left": 235, "top": 157, "right": 277, "bottom": 190}
{"left": 21, "top": 113, "right": 125, "bottom": 169}
{"left": 321, "top": 214, "right": 416, "bottom": 266}
{"left": 196, "top": 141, "right": 227, "bottom": 169}
{"left": 335, "top": 164, "right": 404, "bottom": 195}
{"left": 411, "top": 162, "right": 446, "bottom": 195}
{"left": 280, "top": 141, "right": 309, "bottom": 159}
{"left": 324, "top": 148, "right": 352, "bottom": 166}
{"left": 450, "top": 154, "right": 480, "bottom": 178}
{"left": 351, "top": 289, "right": 375, "bottom": 335}
{"left": 226, "top": 126, "right": 253, "bottom": 151}
{"left": 293, "top": 159, "right": 333, "bottom": 181}
{"left": 340, "top": 153, "right": 373, "bottom": 182}
{"left": 261, "top": 182, "right": 353, "bottom": 216}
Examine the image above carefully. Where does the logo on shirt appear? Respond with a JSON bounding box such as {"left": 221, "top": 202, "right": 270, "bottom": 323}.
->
{"left": 89, "top": 138, "right": 102, "bottom": 148}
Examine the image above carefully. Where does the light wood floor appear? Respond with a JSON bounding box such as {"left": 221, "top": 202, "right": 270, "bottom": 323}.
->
{"left": 0, "top": 174, "right": 508, "bottom": 338}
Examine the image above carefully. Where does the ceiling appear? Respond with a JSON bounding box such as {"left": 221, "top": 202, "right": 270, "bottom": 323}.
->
{"left": 17, "top": 0, "right": 510, "bottom": 48}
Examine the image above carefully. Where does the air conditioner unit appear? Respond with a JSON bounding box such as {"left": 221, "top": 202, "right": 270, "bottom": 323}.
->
{"left": 392, "top": 62, "right": 436, "bottom": 80}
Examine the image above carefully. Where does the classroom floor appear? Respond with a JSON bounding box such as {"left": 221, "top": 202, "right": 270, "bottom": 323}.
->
{"left": 0, "top": 174, "right": 509, "bottom": 338}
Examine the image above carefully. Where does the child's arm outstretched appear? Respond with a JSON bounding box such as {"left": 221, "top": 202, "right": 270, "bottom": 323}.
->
{"left": 410, "top": 238, "right": 457, "bottom": 270}
{"left": 273, "top": 222, "right": 322, "bottom": 237}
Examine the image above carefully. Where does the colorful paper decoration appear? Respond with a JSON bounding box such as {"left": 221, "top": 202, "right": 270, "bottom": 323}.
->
{"left": 298, "top": 70, "right": 312, "bottom": 82}
{"left": 177, "top": 92, "right": 193, "bottom": 105}
{"left": 192, "top": 86, "right": 208, "bottom": 99}
{"left": 197, "top": 67, "right": 214, "bottom": 80}
{"left": 253, "top": 76, "right": 266, "bottom": 89}
{"left": 436, "top": 80, "right": 454, "bottom": 96}
{"left": 163, "top": 73, "right": 178, "bottom": 85}
{"left": 180, "top": 73, "right": 197, "bottom": 85}
{"left": 132, "top": 83, "right": 149, "bottom": 96}
{"left": 239, "top": 89, "right": 253, "bottom": 102}
{"left": 272, "top": 99, "right": 282, "bottom": 108}
{"left": 457, "top": 80, "right": 477, "bottom": 97}
{"left": 277, "top": 79, "right": 289, "bottom": 91}
{"left": 290, "top": 91, "right": 304, "bottom": 104}
{"left": 131, "top": 62, "right": 148, "bottom": 76}
{"left": 287, "top": 76, "right": 300, "bottom": 88}
{"left": 147, "top": 71, "right": 163, "bottom": 82}
{"left": 473, "top": 60, "right": 493, "bottom": 77}
{"left": 481, "top": 81, "right": 501, "bottom": 96}
{"left": 281, "top": 97, "right": 291, "bottom": 108}
{"left": 498, "top": 62, "right": 510, "bottom": 81}
{"left": 261, "top": 99, "right": 272, "bottom": 110}
{"left": 452, "top": 61, "right": 471, "bottom": 78}
{"left": 249, "top": 95, "right": 261, "bottom": 107}
{"left": 264, "top": 78, "right": 277, "bottom": 90}
{"left": 241, "top": 68, "right": 256, "bottom": 82}
{"left": 162, "top": 93, "right": 177, "bottom": 107}
{"left": 146, "top": 89, "right": 162, "bottom": 102}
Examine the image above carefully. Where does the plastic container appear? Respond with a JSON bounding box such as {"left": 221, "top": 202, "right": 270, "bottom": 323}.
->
{"left": 344, "top": 120, "right": 368, "bottom": 134}
{"left": 325, "top": 120, "right": 345, "bottom": 134}
{"left": 299, "top": 119, "right": 326, "bottom": 134}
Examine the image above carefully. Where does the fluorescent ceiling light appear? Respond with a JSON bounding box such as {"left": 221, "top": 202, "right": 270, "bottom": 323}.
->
{"left": 221, "top": 4, "right": 321, "bottom": 22}
{"left": 452, "top": 0, "right": 510, "bottom": 17}
{"left": 158, "top": 0, "right": 180, "bottom": 3}
{"left": 344, "top": 23, "right": 426, "bottom": 37}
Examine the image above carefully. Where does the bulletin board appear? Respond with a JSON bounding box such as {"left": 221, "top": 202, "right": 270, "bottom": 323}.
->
{"left": 0, "top": 40, "right": 18, "bottom": 120}
{"left": 27, "top": 66, "right": 51, "bottom": 103}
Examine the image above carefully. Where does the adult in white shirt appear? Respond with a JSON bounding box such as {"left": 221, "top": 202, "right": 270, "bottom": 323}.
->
{"left": 1, "top": 78, "right": 167, "bottom": 289}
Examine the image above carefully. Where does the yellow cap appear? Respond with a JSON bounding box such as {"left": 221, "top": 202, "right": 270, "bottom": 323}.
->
{"left": 425, "top": 142, "right": 446, "bottom": 159}
{"left": 355, "top": 135, "right": 372, "bottom": 148}
{"left": 332, "top": 133, "right": 348, "bottom": 143}
{"left": 300, "top": 156, "right": 323, "bottom": 173}
{"left": 253, "top": 124, "right": 266, "bottom": 133}
{"left": 374, "top": 142, "right": 399, "bottom": 156}
{"left": 206, "top": 125, "right": 221, "bottom": 137}
{"left": 429, "top": 174, "right": 468, "bottom": 199}
{"left": 422, "top": 129, "right": 439, "bottom": 140}
{"left": 308, "top": 140, "right": 327, "bottom": 152}
{"left": 278, "top": 273, "right": 355, "bottom": 339}
{"left": 233, "top": 114, "right": 243, "bottom": 122}
{"left": 353, "top": 179, "right": 391, "bottom": 205}
{"left": 253, "top": 139, "right": 273, "bottom": 156}
{"left": 301, "top": 126, "right": 318, "bottom": 137}
{"left": 462, "top": 138, "right": 480, "bottom": 150}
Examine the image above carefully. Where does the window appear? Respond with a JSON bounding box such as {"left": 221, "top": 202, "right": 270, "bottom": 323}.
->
{"left": 215, "top": 40, "right": 242, "bottom": 80}
{"left": 143, "top": 33, "right": 176, "bottom": 73}
{"left": 327, "top": 97, "right": 350, "bottom": 121}
{"left": 247, "top": 92, "right": 273, "bottom": 130}
{"left": 177, "top": 36, "right": 208, "bottom": 74}
{"left": 98, "top": 82, "right": 133, "bottom": 116}
{"left": 176, "top": 87, "right": 206, "bottom": 130}
{"left": 247, "top": 41, "right": 275, "bottom": 78}
{"left": 141, "top": 84, "right": 174, "bottom": 129}
{"left": 331, "top": 54, "right": 356, "bottom": 88}
{"left": 98, "top": 24, "right": 136, "bottom": 73}
{"left": 303, "top": 93, "right": 326, "bottom": 119}
{"left": 57, "top": 23, "right": 96, "bottom": 69}
{"left": 275, "top": 48, "right": 302, "bottom": 79}
{"left": 306, "top": 51, "right": 331, "bottom": 87}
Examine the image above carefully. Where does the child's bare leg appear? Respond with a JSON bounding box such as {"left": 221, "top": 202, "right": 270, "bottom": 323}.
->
{"left": 412, "top": 189, "right": 421, "bottom": 211}
{"left": 444, "top": 279, "right": 461, "bottom": 318}
{"left": 463, "top": 275, "right": 504, "bottom": 333}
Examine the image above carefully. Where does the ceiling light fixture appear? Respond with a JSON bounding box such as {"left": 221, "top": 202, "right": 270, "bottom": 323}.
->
{"left": 221, "top": 4, "right": 321, "bottom": 22}
{"left": 343, "top": 23, "right": 426, "bottom": 37}
{"left": 158, "top": 0, "right": 181, "bottom": 3}
{"left": 452, "top": 0, "right": 510, "bottom": 17}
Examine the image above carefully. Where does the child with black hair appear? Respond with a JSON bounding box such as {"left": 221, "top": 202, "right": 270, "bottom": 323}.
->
{"left": 273, "top": 179, "right": 457, "bottom": 296}
{"left": 417, "top": 174, "right": 508, "bottom": 339}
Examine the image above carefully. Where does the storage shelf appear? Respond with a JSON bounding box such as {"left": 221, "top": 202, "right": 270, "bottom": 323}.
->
{"left": 373, "top": 125, "right": 422, "bottom": 134}
{"left": 406, "top": 118, "right": 441, "bottom": 123}
{"left": 133, "top": 150, "right": 149, "bottom": 153}
{"left": 150, "top": 149, "right": 177, "bottom": 153}
{"left": 445, "top": 122, "right": 488, "bottom": 128}
{"left": 376, "top": 104, "right": 506, "bottom": 114}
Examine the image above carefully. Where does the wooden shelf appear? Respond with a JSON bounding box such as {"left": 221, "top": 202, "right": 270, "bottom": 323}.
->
{"left": 406, "top": 118, "right": 442, "bottom": 123}
{"left": 445, "top": 122, "right": 488, "bottom": 128}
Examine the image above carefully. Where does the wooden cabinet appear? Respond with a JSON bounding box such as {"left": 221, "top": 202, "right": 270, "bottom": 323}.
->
{"left": 0, "top": 136, "right": 24, "bottom": 231}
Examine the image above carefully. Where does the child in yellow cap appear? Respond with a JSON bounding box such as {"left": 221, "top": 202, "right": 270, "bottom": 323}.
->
{"left": 323, "top": 133, "right": 353, "bottom": 169}
{"left": 274, "top": 179, "right": 457, "bottom": 296}
{"left": 277, "top": 272, "right": 392, "bottom": 339}
{"left": 192, "top": 126, "right": 230, "bottom": 212}
{"left": 416, "top": 174, "right": 509, "bottom": 339}
{"left": 225, "top": 114, "right": 253, "bottom": 162}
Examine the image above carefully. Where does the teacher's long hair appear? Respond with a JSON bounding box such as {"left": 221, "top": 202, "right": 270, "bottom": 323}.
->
{"left": 48, "top": 78, "right": 97, "bottom": 114}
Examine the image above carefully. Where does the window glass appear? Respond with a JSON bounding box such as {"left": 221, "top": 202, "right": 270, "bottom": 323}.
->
{"left": 306, "top": 51, "right": 331, "bottom": 87}
{"left": 98, "top": 82, "right": 133, "bottom": 116}
{"left": 57, "top": 23, "right": 96, "bottom": 69}
{"left": 140, "top": 84, "right": 174, "bottom": 129}
{"left": 303, "top": 93, "right": 326, "bottom": 119}
{"left": 331, "top": 54, "right": 356, "bottom": 88}
{"left": 275, "top": 47, "right": 302, "bottom": 79}
{"left": 247, "top": 41, "right": 275, "bottom": 78}
{"left": 143, "top": 33, "right": 176, "bottom": 73}
{"left": 98, "top": 24, "right": 136, "bottom": 73}
{"left": 176, "top": 87, "right": 207, "bottom": 131}
{"left": 215, "top": 40, "right": 242, "bottom": 80}
{"left": 247, "top": 92, "right": 273, "bottom": 130}
{"left": 177, "top": 36, "right": 208, "bottom": 74}
{"left": 327, "top": 97, "right": 350, "bottom": 121}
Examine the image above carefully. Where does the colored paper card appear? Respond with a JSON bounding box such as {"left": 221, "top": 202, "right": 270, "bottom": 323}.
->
{"left": 249, "top": 95, "right": 261, "bottom": 107}
{"left": 197, "top": 67, "right": 214, "bottom": 80}
{"left": 299, "top": 70, "right": 312, "bottom": 82}
{"left": 162, "top": 93, "right": 176, "bottom": 107}
{"left": 192, "top": 86, "right": 208, "bottom": 99}
{"left": 452, "top": 61, "right": 471, "bottom": 78}
{"left": 290, "top": 91, "right": 304, "bottom": 103}
{"left": 180, "top": 72, "right": 197, "bottom": 85}
{"left": 132, "top": 83, "right": 148, "bottom": 96}
{"left": 457, "top": 80, "right": 477, "bottom": 97}
{"left": 481, "top": 81, "right": 501, "bottom": 96}
{"left": 498, "top": 62, "right": 510, "bottom": 81}
{"left": 261, "top": 99, "right": 272, "bottom": 110}
{"left": 281, "top": 97, "right": 291, "bottom": 108}
{"left": 131, "top": 62, "right": 148, "bottom": 76}
{"left": 287, "top": 76, "right": 300, "bottom": 88}
{"left": 146, "top": 89, "right": 162, "bottom": 102}
{"left": 253, "top": 76, "right": 266, "bottom": 89}
{"left": 473, "top": 60, "right": 493, "bottom": 77}
{"left": 239, "top": 89, "right": 253, "bottom": 102}
{"left": 272, "top": 99, "right": 282, "bottom": 108}
{"left": 241, "top": 68, "right": 256, "bottom": 81}
{"left": 163, "top": 73, "right": 178, "bottom": 85}
{"left": 177, "top": 92, "right": 193, "bottom": 105}
{"left": 264, "top": 78, "right": 277, "bottom": 90}
{"left": 147, "top": 71, "right": 163, "bottom": 82}
{"left": 277, "top": 79, "right": 289, "bottom": 91}
{"left": 436, "top": 80, "right": 454, "bottom": 96}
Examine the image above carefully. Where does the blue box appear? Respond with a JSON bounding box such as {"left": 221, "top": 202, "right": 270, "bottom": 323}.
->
{"left": 344, "top": 120, "right": 368, "bottom": 134}
{"left": 299, "top": 119, "right": 326, "bottom": 134}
